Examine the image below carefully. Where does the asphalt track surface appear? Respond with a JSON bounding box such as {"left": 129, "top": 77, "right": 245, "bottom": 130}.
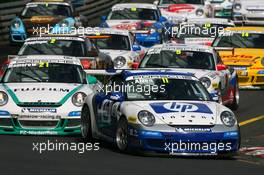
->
{"left": 0, "top": 0, "right": 264, "bottom": 174}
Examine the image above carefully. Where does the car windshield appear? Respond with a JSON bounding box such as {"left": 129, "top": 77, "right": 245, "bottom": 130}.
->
{"left": 178, "top": 24, "right": 232, "bottom": 38}
{"left": 125, "top": 76, "right": 211, "bottom": 101}
{"left": 160, "top": 0, "right": 203, "bottom": 5}
{"left": 90, "top": 35, "right": 130, "bottom": 50}
{"left": 108, "top": 8, "right": 158, "bottom": 21}
{"left": 140, "top": 50, "right": 215, "bottom": 70}
{"left": 3, "top": 63, "right": 84, "bottom": 84}
{"left": 212, "top": 32, "right": 264, "bottom": 48}
{"left": 22, "top": 4, "right": 72, "bottom": 17}
{"left": 19, "top": 40, "right": 87, "bottom": 57}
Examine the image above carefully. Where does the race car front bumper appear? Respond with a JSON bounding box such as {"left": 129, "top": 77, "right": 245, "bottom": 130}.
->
{"left": 135, "top": 33, "right": 161, "bottom": 47}
{"left": 128, "top": 125, "right": 240, "bottom": 155}
{"left": 236, "top": 69, "right": 264, "bottom": 88}
{"left": 0, "top": 117, "right": 81, "bottom": 135}
{"left": 233, "top": 13, "right": 264, "bottom": 25}
{"left": 214, "top": 9, "right": 232, "bottom": 18}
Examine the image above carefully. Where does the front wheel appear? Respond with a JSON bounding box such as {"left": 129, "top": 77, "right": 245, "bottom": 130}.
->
{"left": 229, "top": 83, "right": 239, "bottom": 111}
{"left": 116, "top": 117, "right": 129, "bottom": 152}
{"left": 81, "top": 105, "right": 92, "bottom": 142}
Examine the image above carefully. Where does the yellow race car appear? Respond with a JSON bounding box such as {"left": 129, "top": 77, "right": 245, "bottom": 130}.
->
{"left": 212, "top": 27, "right": 264, "bottom": 89}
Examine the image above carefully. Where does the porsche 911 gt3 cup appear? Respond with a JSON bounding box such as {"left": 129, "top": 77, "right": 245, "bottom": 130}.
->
{"left": 0, "top": 55, "right": 96, "bottom": 135}
{"left": 81, "top": 70, "right": 240, "bottom": 156}
{"left": 155, "top": 0, "right": 214, "bottom": 25}
{"left": 210, "top": 0, "right": 234, "bottom": 18}
{"left": 17, "top": 36, "right": 113, "bottom": 69}
{"left": 213, "top": 27, "right": 264, "bottom": 89}
{"left": 175, "top": 18, "right": 234, "bottom": 46}
{"left": 85, "top": 28, "right": 145, "bottom": 69}
{"left": 9, "top": 0, "right": 82, "bottom": 43}
{"left": 100, "top": 3, "right": 171, "bottom": 47}
{"left": 136, "top": 44, "right": 239, "bottom": 110}
{"left": 232, "top": 0, "right": 264, "bottom": 25}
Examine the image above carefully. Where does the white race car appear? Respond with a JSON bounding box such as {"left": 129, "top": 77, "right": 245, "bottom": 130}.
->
{"left": 100, "top": 3, "right": 171, "bottom": 47}
{"left": 17, "top": 35, "right": 113, "bottom": 70}
{"left": 232, "top": 0, "right": 264, "bottom": 25}
{"left": 136, "top": 44, "right": 239, "bottom": 110}
{"left": 81, "top": 70, "right": 240, "bottom": 156}
{"left": 0, "top": 55, "right": 97, "bottom": 135}
{"left": 85, "top": 28, "right": 146, "bottom": 69}
{"left": 155, "top": 0, "right": 214, "bottom": 25}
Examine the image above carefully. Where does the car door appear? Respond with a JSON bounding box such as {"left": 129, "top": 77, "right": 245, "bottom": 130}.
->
{"left": 95, "top": 75, "right": 123, "bottom": 137}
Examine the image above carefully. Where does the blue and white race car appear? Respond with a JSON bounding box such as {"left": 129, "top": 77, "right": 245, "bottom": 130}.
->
{"left": 100, "top": 3, "right": 171, "bottom": 47}
{"left": 81, "top": 70, "right": 240, "bottom": 156}
{"left": 9, "top": 0, "right": 82, "bottom": 43}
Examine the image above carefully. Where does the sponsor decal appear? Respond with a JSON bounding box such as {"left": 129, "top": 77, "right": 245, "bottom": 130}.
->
{"left": 18, "top": 115, "right": 60, "bottom": 120}
{"left": 175, "top": 127, "right": 211, "bottom": 132}
{"left": 21, "top": 108, "right": 57, "bottom": 113}
{"left": 13, "top": 87, "right": 69, "bottom": 92}
{"left": 19, "top": 130, "right": 58, "bottom": 135}
{"left": 149, "top": 102, "right": 213, "bottom": 114}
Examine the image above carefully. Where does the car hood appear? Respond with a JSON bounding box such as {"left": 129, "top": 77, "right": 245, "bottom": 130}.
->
{"left": 240, "top": 1, "right": 264, "bottom": 10}
{"left": 218, "top": 48, "right": 264, "bottom": 66}
{"left": 3, "top": 83, "right": 83, "bottom": 104}
{"left": 184, "top": 37, "right": 215, "bottom": 46}
{"left": 130, "top": 100, "right": 217, "bottom": 126}
{"left": 105, "top": 20, "right": 156, "bottom": 30}
{"left": 100, "top": 49, "right": 131, "bottom": 59}
{"left": 160, "top": 4, "right": 201, "bottom": 14}
{"left": 23, "top": 16, "right": 65, "bottom": 26}
{"left": 166, "top": 68, "right": 216, "bottom": 79}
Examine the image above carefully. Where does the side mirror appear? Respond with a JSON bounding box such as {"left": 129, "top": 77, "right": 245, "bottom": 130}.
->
{"left": 109, "top": 92, "right": 124, "bottom": 102}
{"left": 153, "top": 0, "right": 159, "bottom": 5}
{"left": 216, "top": 64, "right": 227, "bottom": 71}
{"left": 132, "top": 62, "right": 139, "bottom": 69}
{"left": 87, "top": 75, "right": 98, "bottom": 84}
{"left": 211, "top": 93, "right": 220, "bottom": 103}
{"left": 159, "top": 16, "right": 167, "bottom": 23}
{"left": 101, "top": 16, "right": 107, "bottom": 22}
{"left": 132, "top": 44, "right": 141, "bottom": 51}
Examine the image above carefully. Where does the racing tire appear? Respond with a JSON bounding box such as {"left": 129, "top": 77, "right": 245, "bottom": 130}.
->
{"left": 229, "top": 82, "right": 239, "bottom": 111}
{"left": 81, "top": 105, "right": 92, "bottom": 142}
{"left": 116, "top": 117, "right": 129, "bottom": 152}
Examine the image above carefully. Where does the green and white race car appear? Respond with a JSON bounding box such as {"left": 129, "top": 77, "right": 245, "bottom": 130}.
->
{"left": 0, "top": 55, "right": 97, "bottom": 135}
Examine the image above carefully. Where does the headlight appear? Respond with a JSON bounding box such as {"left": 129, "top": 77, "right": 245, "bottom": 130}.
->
{"left": 234, "top": 3, "right": 241, "bottom": 10}
{"left": 60, "top": 20, "right": 69, "bottom": 27}
{"left": 0, "top": 91, "right": 8, "bottom": 106}
{"left": 199, "top": 77, "right": 211, "bottom": 89}
{"left": 12, "top": 20, "right": 20, "bottom": 29}
{"left": 220, "top": 111, "right": 236, "bottom": 127}
{"left": 113, "top": 56, "right": 126, "bottom": 68}
{"left": 195, "top": 9, "right": 204, "bottom": 16}
{"left": 261, "top": 58, "right": 264, "bottom": 66}
{"left": 138, "top": 110, "right": 156, "bottom": 127}
{"left": 72, "top": 92, "right": 87, "bottom": 107}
